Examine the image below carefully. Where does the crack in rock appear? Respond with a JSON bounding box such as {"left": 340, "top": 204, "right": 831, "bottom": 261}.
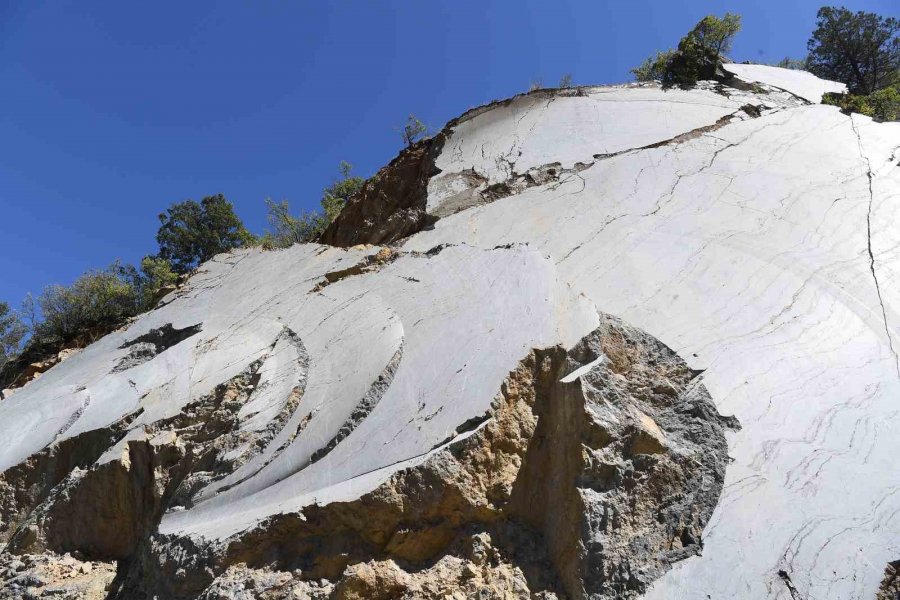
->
{"left": 778, "top": 569, "right": 805, "bottom": 600}
{"left": 430, "top": 104, "right": 762, "bottom": 221}
{"left": 849, "top": 116, "right": 900, "bottom": 380}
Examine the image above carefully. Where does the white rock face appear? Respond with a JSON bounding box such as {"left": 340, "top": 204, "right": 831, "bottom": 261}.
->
{"left": 723, "top": 62, "right": 847, "bottom": 102}
{"left": 2, "top": 68, "right": 898, "bottom": 600}
{"left": 427, "top": 86, "right": 741, "bottom": 215}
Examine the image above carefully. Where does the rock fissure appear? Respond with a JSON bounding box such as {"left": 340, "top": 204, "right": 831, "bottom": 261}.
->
{"left": 319, "top": 84, "right": 775, "bottom": 248}
{"left": 777, "top": 569, "right": 805, "bottom": 600}
{"left": 849, "top": 116, "right": 900, "bottom": 380}
{"left": 431, "top": 104, "right": 766, "bottom": 221}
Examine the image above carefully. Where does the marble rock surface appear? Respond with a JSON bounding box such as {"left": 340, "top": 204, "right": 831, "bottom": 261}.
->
{"left": 1, "top": 65, "right": 898, "bottom": 600}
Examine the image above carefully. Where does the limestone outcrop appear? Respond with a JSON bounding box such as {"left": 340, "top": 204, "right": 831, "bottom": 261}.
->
{"left": 2, "top": 65, "right": 898, "bottom": 599}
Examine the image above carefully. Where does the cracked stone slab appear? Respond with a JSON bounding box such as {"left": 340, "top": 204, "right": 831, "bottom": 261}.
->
{"left": 722, "top": 62, "right": 847, "bottom": 103}
{"left": 427, "top": 85, "right": 747, "bottom": 216}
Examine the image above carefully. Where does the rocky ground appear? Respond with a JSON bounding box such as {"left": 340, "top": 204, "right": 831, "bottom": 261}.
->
{"left": 0, "top": 551, "right": 115, "bottom": 599}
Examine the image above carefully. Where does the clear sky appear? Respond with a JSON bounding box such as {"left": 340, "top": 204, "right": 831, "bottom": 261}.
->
{"left": 1, "top": 0, "right": 894, "bottom": 309}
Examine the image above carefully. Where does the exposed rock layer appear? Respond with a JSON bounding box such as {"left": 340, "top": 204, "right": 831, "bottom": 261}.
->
{"left": 318, "top": 139, "right": 441, "bottom": 247}
{"left": 105, "top": 316, "right": 735, "bottom": 599}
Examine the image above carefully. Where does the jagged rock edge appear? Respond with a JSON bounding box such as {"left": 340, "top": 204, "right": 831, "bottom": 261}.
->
{"left": 109, "top": 314, "right": 740, "bottom": 600}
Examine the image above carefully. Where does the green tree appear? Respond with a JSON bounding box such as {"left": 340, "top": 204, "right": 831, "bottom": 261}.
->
{"left": 631, "top": 14, "right": 741, "bottom": 87}
{"left": 664, "top": 13, "right": 742, "bottom": 87}
{"left": 263, "top": 199, "right": 327, "bottom": 248}
{"left": 0, "top": 302, "right": 27, "bottom": 370}
{"left": 688, "top": 13, "right": 742, "bottom": 58}
{"left": 807, "top": 7, "right": 899, "bottom": 95}
{"left": 401, "top": 114, "right": 428, "bottom": 147}
{"left": 156, "top": 194, "right": 254, "bottom": 273}
{"left": 1, "top": 257, "right": 182, "bottom": 386}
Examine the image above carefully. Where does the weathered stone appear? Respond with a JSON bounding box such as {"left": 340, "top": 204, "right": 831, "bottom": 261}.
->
{"left": 0, "top": 551, "right": 115, "bottom": 599}
{"left": 877, "top": 560, "right": 900, "bottom": 600}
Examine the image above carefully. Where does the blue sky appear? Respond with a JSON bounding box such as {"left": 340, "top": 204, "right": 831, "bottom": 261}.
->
{"left": 1, "top": 0, "right": 894, "bottom": 309}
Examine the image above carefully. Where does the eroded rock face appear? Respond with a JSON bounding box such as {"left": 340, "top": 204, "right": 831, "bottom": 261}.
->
{"left": 318, "top": 139, "right": 441, "bottom": 247}
{"left": 2, "top": 65, "right": 898, "bottom": 599}
{"left": 511, "top": 317, "right": 739, "bottom": 598}
{"left": 0, "top": 312, "right": 731, "bottom": 599}
{"left": 102, "top": 316, "right": 735, "bottom": 599}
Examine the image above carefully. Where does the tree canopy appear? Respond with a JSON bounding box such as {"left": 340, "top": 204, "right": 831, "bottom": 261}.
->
{"left": 156, "top": 194, "right": 254, "bottom": 273}
{"left": 665, "top": 13, "right": 742, "bottom": 87}
{"left": 631, "top": 13, "right": 742, "bottom": 87}
{"left": 807, "top": 7, "right": 899, "bottom": 94}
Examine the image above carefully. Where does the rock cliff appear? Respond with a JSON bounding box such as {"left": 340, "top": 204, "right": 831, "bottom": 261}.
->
{"left": 1, "top": 65, "right": 899, "bottom": 599}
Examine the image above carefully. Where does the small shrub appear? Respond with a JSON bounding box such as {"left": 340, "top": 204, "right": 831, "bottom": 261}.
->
{"left": 868, "top": 86, "right": 900, "bottom": 121}
{"left": 264, "top": 199, "right": 328, "bottom": 248}
{"left": 34, "top": 262, "right": 143, "bottom": 344}
{"left": 262, "top": 162, "right": 365, "bottom": 248}
{"left": 823, "top": 86, "right": 900, "bottom": 122}
{"left": 558, "top": 73, "right": 573, "bottom": 88}
{"left": 528, "top": 78, "right": 543, "bottom": 92}
{"left": 402, "top": 115, "right": 428, "bottom": 147}
{"left": 775, "top": 57, "right": 808, "bottom": 70}
{"left": 321, "top": 161, "right": 365, "bottom": 223}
